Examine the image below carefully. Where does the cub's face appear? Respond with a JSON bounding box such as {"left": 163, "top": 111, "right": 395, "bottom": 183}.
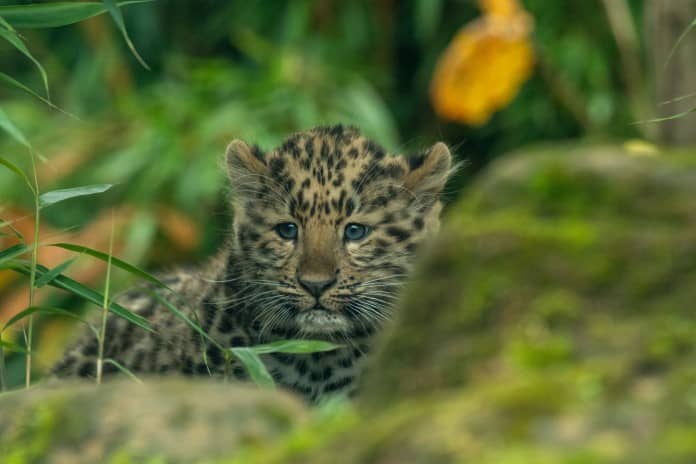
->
{"left": 227, "top": 126, "right": 452, "bottom": 339}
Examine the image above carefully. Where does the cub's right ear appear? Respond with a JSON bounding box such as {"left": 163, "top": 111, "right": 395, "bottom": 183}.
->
{"left": 225, "top": 139, "right": 267, "bottom": 182}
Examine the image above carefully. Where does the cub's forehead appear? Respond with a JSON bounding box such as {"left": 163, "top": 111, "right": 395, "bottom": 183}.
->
{"left": 262, "top": 127, "right": 408, "bottom": 221}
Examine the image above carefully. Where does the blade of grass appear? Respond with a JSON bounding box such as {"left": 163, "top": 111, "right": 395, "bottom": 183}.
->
{"left": 39, "top": 184, "right": 113, "bottom": 208}
{"left": 34, "top": 256, "right": 77, "bottom": 287}
{"left": 6, "top": 260, "right": 152, "bottom": 332}
{"left": 0, "top": 1, "right": 152, "bottom": 29}
{"left": 2, "top": 306, "right": 98, "bottom": 338}
{"left": 104, "top": 358, "right": 142, "bottom": 384}
{"left": 149, "top": 291, "right": 221, "bottom": 349}
{"left": 248, "top": 339, "right": 342, "bottom": 355}
{"left": 0, "top": 25, "right": 49, "bottom": 98}
{"left": 50, "top": 242, "right": 168, "bottom": 288}
{"left": 0, "top": 157, "right": 34, "bottom": 193}
{"left": 0, "top": 106, "right": 32, "bottom": 149}
{"left": 636, "top": 106, "right": 696, "bottom": 124}
{"left": 101, "top": 0, "right": 150, "bottom": 70}
{"left": 664, "top": 17, "right": 696, "bottom": 70}
{"left": 229, "top": 347, "right": 275, "bottom": 388}
{"left": 0, "top": 337, "right": 5, "bottom": 391}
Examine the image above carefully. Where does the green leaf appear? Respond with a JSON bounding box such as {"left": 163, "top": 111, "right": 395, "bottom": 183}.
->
{"left": 0, "top": 24, "right": 49, "bottom": 98}
{"left": 104, "top": 358, "right": 142, "bottom": 383}
{"left": 149, "top": 291, "right": 221, "bottom": 349}
{"left": 230, "top": 347, "right": 275, "bottom": 388}
{"left": 0, "top": 157, "right": 34, "bottom": 193}
{"left": 50, "top": 242, "right": 167, "bottom": 289}
{"left": 39, "top": 184, "right": 113, "bottom": 207}
{"left": 248, "top": 339, "right": 342, "bottom": 355}
{"left": 34, "top": 257, "right": 77, "bottom": 288}
{"left": 2, "top": 306, "right": 96, "bottom": 338}
{"left": 0, "top": 1, "right": 151, "bottom": 29}
{"left": 6, "top": 261, "right": 152, "bottom": 332}
{"left": 101, "top": 0, "right": 150, "bottom": 70}
{"left": 0, "top": 243, "right": 30, "bottom": 266}
{"left": 0, "top": 339, "right": 26, "bottom": 354}
{"left": 0, "top": 106, "right": 31, "bottom": 148}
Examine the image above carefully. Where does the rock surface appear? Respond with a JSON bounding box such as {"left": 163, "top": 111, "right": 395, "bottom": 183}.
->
{"left": 238, "top": 145, "right": 696, "bottom": 463}
{"left": 0, "top": 378, "right": 307, "bottom": 463}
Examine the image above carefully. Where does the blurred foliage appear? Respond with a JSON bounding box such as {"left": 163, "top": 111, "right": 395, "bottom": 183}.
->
{"left": 0, "top": 0, "right": 656, "bottom": 386}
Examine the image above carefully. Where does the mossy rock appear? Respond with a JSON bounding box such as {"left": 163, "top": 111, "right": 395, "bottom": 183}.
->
{"left": 234, "top": 145, "right": 696, "bottom": 463}
{"left": 0, "top": 378, "right": 307, "bottom": 463}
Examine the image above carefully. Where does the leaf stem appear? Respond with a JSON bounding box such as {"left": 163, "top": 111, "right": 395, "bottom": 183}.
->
{"left": 25, "top": 149, "right": 40, "bottom": 388}
{"left": 96, "top": 211, "right": 115, "bottom": 384}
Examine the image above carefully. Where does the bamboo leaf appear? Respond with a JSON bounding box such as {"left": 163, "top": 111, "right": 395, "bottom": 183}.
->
{"left": 6, "top": 261, "right": 152, "bottom": 332}
{"left": 0, "top": 106, "right": 31, "bottom": 149}
{"left": 104, "top": 358, "right": 142, "bottom": 383}
{"left": 2, "top": 306, "right": 95, "bottom": 337}
{"left": 34, "top": 257, "right": 77, "bottom": 287}
{"left": 39, "top": 184, "right": 112, "bottom": 207}
{"left": 50, "top": 242, "right": 167, "bottom": 288}
{"left": 0, "top": 72, "right": 73, "bottom": 118}
{"left": 0, "top": 25, "right": 49, "bottom": 98}
{"left": 248, "top": 339, "right": 342, "bottom": 355}
{"left": 0, "top": 1, "right": 152, "bottom": 29}
{"left": 0, "top": 243, "right": 30, "bottom": 266}
{"left": 101, "top": 0, "right": 150, "bottom": 70}
{"left": 230, "top": 347, "right": 275, "bottom": 388}
{"left": 0, "top": 157, "right": 34, "bottom": 193}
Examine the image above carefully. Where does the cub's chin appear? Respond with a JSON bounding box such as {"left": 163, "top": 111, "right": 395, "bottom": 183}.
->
{"left": 295, "top": 309, "right": 351, "bottom": 335}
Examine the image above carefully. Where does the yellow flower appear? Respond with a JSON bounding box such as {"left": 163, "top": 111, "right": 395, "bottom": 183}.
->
{"left": 430, "top": 0, "right": 535, "bottom": 126}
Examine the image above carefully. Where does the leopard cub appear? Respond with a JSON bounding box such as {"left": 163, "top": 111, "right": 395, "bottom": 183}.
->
{"left": 53, "top": 125, "right": 453, "bottom": 402}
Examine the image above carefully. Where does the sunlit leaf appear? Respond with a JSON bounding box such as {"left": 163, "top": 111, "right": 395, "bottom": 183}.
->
{"left": 101, "top": 0, "right": 150, "bottom": 70}
{"left": 104, "top": 358, "right": 143, "bottom": 383}
{"left": 34, "top": 257, "right": 77, "bottom": 288}
{"left": 0, "top": 339, "right": 26, "bottom": 354}
{"left": 0, "top": 1, "right": 151, "bottom": 29}
{"left": 50, "top": 243, "right": 167, "bottom": 289}
{"left": 0, "top": 106, "right": 31, "bottom": 149}
{"left": 0, "top": 157, "right": 34, "bottom": 193}
{"left": 0, "top": 24, "right": 49, "bottom": 98}
{"left": 229, "top": 347, "right": 275, "bottom": 388}
{"left": 248, "top": 339, "right": 342, "bottom": 355}
{"left": 39, "top": 184, "right": 113, "bottom": 207}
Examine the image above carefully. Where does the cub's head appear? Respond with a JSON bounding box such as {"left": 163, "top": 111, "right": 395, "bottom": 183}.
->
{"left": 227, "top": 125, "right": 453, "bottom": 339}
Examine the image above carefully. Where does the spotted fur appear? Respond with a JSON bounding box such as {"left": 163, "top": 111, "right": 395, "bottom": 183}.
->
{"left": 52, "top": 125, "right": 453, "bottom": 402}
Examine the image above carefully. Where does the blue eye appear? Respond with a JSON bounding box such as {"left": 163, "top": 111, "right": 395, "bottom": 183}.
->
{"left": 344, "top": 223, "right": 370, "bottom": 241}
{"left": 275, "top": 222, "right": 298, "bottom": 240}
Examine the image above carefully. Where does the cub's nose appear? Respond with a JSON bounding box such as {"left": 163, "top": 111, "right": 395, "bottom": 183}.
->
{"left": 298, "top": 275, "right": 337, "bottom": 297}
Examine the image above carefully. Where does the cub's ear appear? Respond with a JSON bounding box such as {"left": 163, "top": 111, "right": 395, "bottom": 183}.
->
{"left": 404, "top": 142, "right": 453, "bottom": 196}
{"left": 225, "top": 139, "right": 267, "bottom": 181}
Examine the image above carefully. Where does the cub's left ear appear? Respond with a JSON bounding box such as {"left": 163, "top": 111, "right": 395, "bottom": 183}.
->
{"left": 404, "top": 142, "right": 453, "bottom": 196}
